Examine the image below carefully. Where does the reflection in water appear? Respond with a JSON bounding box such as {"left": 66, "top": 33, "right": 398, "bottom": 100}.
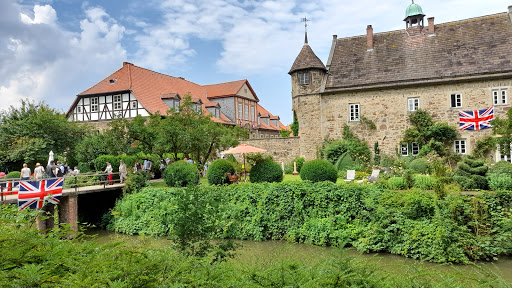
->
{"left": 87, "top": 229, "right": 512, "bottom": 283}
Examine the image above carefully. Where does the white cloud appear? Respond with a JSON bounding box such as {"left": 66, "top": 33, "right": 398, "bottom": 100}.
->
{"left": 0, "top": 1, "right": 127, "bottom": 113}
{"left": 20, "top": 4, "right": 57, "bottom": 25}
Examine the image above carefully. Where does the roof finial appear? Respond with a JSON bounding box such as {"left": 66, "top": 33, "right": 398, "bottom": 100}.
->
{"left": 301, "top": 17, "right": 310, "bottom": 44}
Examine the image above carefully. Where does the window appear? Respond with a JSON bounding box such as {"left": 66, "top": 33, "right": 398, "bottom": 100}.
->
{"left": 90, "top": 97, "right": 98, "bottom": 112}
{"left": 401, "top": 143, "right": 408, "bottom": 156}
{"left": 114, "top": 95, "right": 122, "bottom": 110}
{"left": 250, "top": 107, "right": 255, "bottom": 121}
{"left": 412, "top": 143, "right": 420, "bottom": 156}
{"left": 408, "top": 98, "right": 419, "bottom": 111}
{"left": 450, "top": 93, "right": 462, "bottom": 108}
{"left": 131, "top": 101, "right": 137, "bottom": 109}
{"left": 493, "top": 89, "right": 507, "bottom": 105}
{"left": 244, "top": 105, "right": 249, "bottom": 120}
{"left": 77, "top": 106, "right": 82, "bottom": 113}
{"left": 454, "top": 140, "right": 466, "bottom": 154}
{"left": 349, "top": 104, "right": 360, "bottom": 121}
{"left": 298, "top": 71, "right": 310, "bottom": 85}
{"left": 238, "top": 103, "right": 243, "bottom": 120}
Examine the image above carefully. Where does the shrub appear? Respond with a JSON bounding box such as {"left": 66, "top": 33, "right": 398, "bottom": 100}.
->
{"left": 413, "top": 175, "right": 435, "bottom": 189}
{"left": 207, "top": 159, "right": 235, "bottom": 185}
{"left": 488, "top": 161, "right": 512, "bottom": 175}
{"left": 76, "top": 162, "right": 91, "bottom": 173}
{"left": 454, "top": 157, "right": 489, "bottom": 190}
{"left": 407, "top": 158, "right": 428, "bottom": 174}
{"left": 488, "top": 174, "right": 512, "bottom": 191}
{"left": 387, "top": 177, "right": 408, "bottom": 190}
{"left": 250, "top": 160, "right": 283, "bottom": 183}
{"left": 123, "top": 171, "right": 150, "bottom": 193}
{"left": 300, "top": 159, "right": 337, "bottom": 183}
{"left": 335, "top": 152, "right": 355, "bottom": 171}
{"left": 163, "top": 161, "right": 200, "bottom": 187}
{"left": 93, "top": 155, "right": 118, "bottom": 172}
{"left": 355, "top": 171, "right": 370, "bottom": 180}
{"left": 5, "top": 171, "right": 21, "bottom": 179}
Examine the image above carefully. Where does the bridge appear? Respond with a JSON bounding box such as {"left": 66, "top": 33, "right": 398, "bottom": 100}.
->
{"left": 0, "top": 173, "right": 126, "bottom": 233}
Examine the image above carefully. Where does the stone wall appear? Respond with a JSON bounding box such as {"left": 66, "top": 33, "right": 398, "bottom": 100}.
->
{"left": 240, "top": 137, "right": 301, "bottom": 164}
{"left": 292, "top": 78, "right": 511, "bottom": 159}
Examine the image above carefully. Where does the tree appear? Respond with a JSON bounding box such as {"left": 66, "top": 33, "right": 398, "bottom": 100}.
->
{"left": 402, "top": 110, "right": 457, "bottom": 156}
{"left": 290, "top": 110, "right": 299, "bottom": 136}
{"left": 0, "top": 99, "right": 87, "bottom": 172}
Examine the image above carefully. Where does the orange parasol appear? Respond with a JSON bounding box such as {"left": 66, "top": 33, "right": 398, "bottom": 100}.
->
{"left": 221, "top": 144, "right": 267, "bottom": 179}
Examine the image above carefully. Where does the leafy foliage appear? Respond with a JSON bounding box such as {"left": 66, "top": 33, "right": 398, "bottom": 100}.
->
{"left": 488, "top": 174, "right": 512, "bottom": 191}
{"left": 122, "top": 171, "right": 150, "bottom": 193}
{"left": 322, "top": 125, "right": 371, "bottom": 166}
{"left": 407, "top": 158, "right": 428, "bottom": 174}
{"left": 488, "top": 161, "right": 512, "bottom": 175}
{"left": 109, "top": 182, "right": 512, "bottom": 264}
{"left": 387, "top": 176, "right": 408, "bottom": 190}
{"left": 207, "top": 159, "right": 235, "bottom": 185}
{"left": 300, "top": 159, "right": 338, "bottom": 183}
{"left": 402, "top": 110, "right": 457, "bottom": 156}
{"left": 454, "top": 156, "right": 489, "bottom": 190}
{"left": 0, "top": 99, "right": 87, "bottom": 172}
{"left": 290, "top": 110, "right": 299, "bottom": 136}
{"left": 249, "top": 160, "right": 283, "bottom": 183}
{"left": 163, "top": 161, "right": 200, "bottom": 187}
{"left": 5, "top": 171, "right": 21, "bottom": 179}
{"left": 280, "top": 129, "right": 292, "bottom": 137}
{"left": 413, "top": 175, "right": 436, "bottom": 190}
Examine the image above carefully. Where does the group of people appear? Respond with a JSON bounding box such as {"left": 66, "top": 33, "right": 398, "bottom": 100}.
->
{"left": 17, "top": 161, "right": 79, "bottom": 181}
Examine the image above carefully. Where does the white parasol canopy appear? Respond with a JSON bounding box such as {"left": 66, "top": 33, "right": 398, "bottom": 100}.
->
{"left": 48, "top": 150, "right": 54, "bottom": 166}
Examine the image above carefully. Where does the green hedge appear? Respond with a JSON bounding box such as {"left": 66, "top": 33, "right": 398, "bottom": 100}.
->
{"left": 163, "top": 161, "right": 199, "bottom": 187}
{"left": 387, "top": 176, "right": 408, "bottom": 190}
{"left": 207, "top": 159, "right": 235, "bottom": 185}
{"left": 249, "top": 160, "right": 283, "bottom": 183}
{"left": 413, "top": 175, "right": 435, "bottom": 190}
{"left": 300, "top": 159, "right": 337, "bottom": 183}
{"left": 109, "top": 183, "right": 512, "bottom": 264}
{"left": 5, "top": 171, "right": 21, "bottom": 179}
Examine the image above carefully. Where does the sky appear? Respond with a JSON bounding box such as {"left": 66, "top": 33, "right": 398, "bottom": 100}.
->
{"left": 0, "top": 0, "right": 511, "bottom": 124}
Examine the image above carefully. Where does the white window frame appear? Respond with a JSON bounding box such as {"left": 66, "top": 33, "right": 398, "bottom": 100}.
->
{"left": 77, "top": 106, "right": 82, "bottom": 113}
{"left": 298, "top": 71, "right": 310, "bottom": 85}
{"left": 408, "top": 98, "right": 419, "bottom": 111}
{"left": 411, "top": 143, "right": 420, "bottom": 156}
{"left": 450, "top": 93, "right": 462, "bottom": 108}
{"left": 238, "top": 103, "right": 243, "bottom": 120}
{"left": 493, "top": 89, "right": 507, "bottom": 105}
{"left": 244, "top": 105, "right": 249, "bottom": 120}
{"left": 90, "top": 97, "right": 98, "bottom": 112}
{"left": 454, "top": 139, "right": 467, "bottom": 154}
{"left": 113, "top": 95, "right": 122, "bottom": 110}
{"left": 131, "top": 101, "right": 137, "bottom": 109}
{"left": 349, "top": 103, "right": 360, "bottom": 121}
{"left": 401, "top": 143, "right": 409, "bottom": 156}
{"left": 250, "top": 106, "right": 255, "bottom": 121}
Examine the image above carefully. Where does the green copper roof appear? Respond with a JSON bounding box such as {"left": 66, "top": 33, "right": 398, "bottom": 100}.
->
{"left": 405, "top": 1, "right": 424, "bottom": 18}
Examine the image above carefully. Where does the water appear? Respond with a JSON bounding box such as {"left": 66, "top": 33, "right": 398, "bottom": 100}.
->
{"left": 87, "top": 230, "right": 512, "bottom": 283}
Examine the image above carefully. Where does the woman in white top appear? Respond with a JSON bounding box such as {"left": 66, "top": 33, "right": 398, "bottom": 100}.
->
{"left": 104, "top": 162, "right": 113, "bottom": 185}
{"left": 20, "top": 164, "right": 31, "bottom": 181}
{"left": 33, "top": 163, "right": 45, "bottom": 180}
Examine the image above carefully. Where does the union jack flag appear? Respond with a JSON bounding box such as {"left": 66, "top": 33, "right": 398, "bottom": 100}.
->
{"left": 459, "top": 107, "right": 494, "bottom": 130}
{"left": 18, "top": 178, "right": 63, "bottom": 211}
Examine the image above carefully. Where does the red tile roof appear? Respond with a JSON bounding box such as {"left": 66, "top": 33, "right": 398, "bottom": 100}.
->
{"left": 204, "top": 80, "right": 259, "bottom": 101}
{"left": 69, "top": 62, "right": 285, "bottom": 129}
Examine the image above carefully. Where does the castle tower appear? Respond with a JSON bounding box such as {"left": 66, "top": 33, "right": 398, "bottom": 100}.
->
{"left": 289, "top": 30, "right": 327, "bottom": 160}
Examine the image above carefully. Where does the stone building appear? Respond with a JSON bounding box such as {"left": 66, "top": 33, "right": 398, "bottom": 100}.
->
{"left": 66, "top": 62, "right": 288, "bottom": 138}
{"left": 290, "top": 3, "right": 512, "bottom": 161}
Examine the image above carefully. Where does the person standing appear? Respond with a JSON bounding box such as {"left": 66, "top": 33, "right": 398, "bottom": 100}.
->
{"left": 20, "top": 164, "right": 31, "bottom": 181}
{"left": 33, "top": 163, "right": 45, "bottom": 180}
{"left": 104, "top": 162, "right": 113, "bottom": 185}
{"left": 46, "top": 161, "right": 56, "bottom": 178}
{"left": 143, "top": 157, "right": 152, "bottom": 172}
{"left": 119, "top": 160, "right": 127, "bottom": 184}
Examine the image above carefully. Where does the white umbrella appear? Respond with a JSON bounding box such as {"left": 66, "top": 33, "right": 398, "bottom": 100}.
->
{"left": 48, "top": 150, "right": 54, "bottom": 166}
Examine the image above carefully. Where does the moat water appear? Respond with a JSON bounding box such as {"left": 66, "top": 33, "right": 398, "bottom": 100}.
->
{"left": 87, "top": 229, "right": 512, "bottom": 283}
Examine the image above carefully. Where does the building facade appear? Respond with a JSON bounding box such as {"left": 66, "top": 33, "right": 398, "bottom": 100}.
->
{"left": 67, "top": 62, "right": 288, "bottom": 138}
{"left": 290, "top": 3, "right": 512, "bottom": 161}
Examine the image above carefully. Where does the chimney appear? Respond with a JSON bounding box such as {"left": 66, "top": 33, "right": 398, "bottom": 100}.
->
{"left": 366, "top": 25, "right": 373, "bottom": 51}
{"left": 427, "top": 17, "right": 435, "bottom": 35}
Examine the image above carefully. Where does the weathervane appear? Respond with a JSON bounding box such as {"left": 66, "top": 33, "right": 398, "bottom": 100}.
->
{"left": 301, "top": 17, "right": 310, "bottom": 44}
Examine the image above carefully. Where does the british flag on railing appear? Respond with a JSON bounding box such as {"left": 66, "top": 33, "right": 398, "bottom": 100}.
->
{"left": 18, "top": 178, "right": 63, "bottom": 211}
{"left": 459, "top": 107, "right": 494, "bottom": 130}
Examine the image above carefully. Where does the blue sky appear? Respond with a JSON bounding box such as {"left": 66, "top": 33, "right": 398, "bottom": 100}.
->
{"left": 1, "top": 0, "right": 511, "bottom": 124}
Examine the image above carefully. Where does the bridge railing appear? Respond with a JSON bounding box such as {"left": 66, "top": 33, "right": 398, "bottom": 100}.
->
{"left": 0, "top": 172, "right": 125, "bottom": 201}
